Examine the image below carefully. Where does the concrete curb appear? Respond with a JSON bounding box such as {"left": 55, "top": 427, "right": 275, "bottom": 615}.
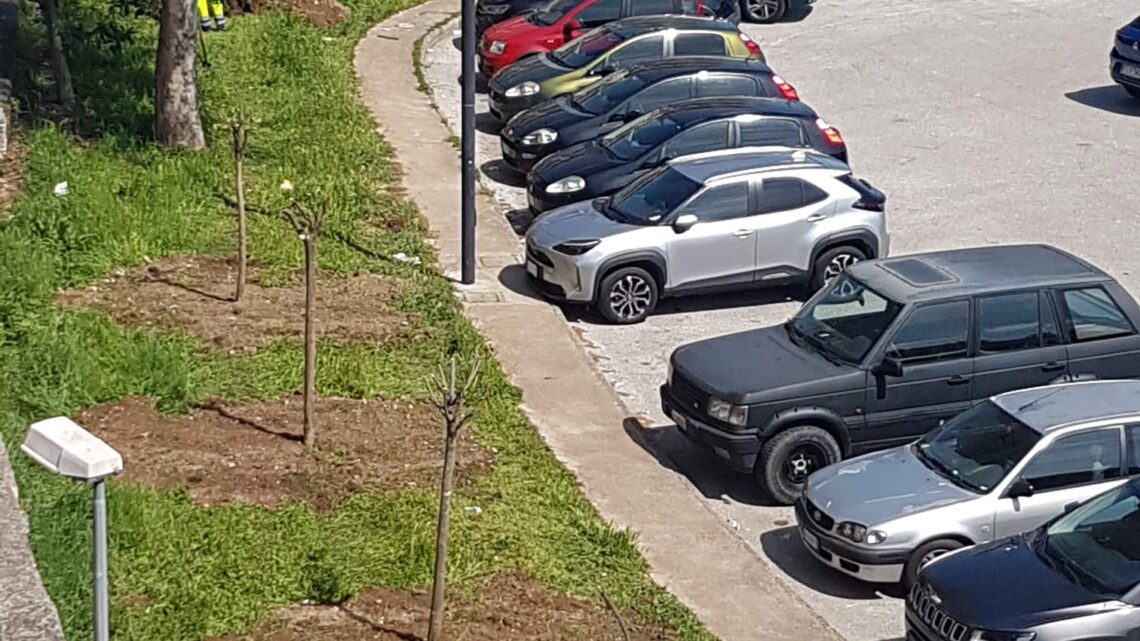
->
{"left": 0, "top": 442, "right": 66, "bottom": 641}
{"left": 354, "top": 7, "right": 844, "bottom": 641}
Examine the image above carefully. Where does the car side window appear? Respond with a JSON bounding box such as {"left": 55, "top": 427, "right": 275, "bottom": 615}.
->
{"left": 754, "top": 177, "right": 825, "bottom": 215}
{"left": 679, "top": 181, "right": 749, "bottom": 223}
{"left": 977, "top": 291, "right": 1040, "bottom": 353}
{"left": 695, "top": 74, "right": 758, "bottom": 98}
{"left": 886, "top": 301, "right": 970, "bottom": 363}
{"left": 604, "top": 35, "right": 665, "bottom": 68}
{"left": 673, "top": 33, "right": 728, "bottom": 56}
{"left": 1127, "top": 425, "right": 1140, "bottom": 476}
{"left": 659, "top": 121, "right": 729, "bottom": 160}
{"left": 1020, "top": 428, "right": 1123, "bottom": 492}
{"left": 1059, "top": 286, "right": 1136, "bottom": 343}
{"left": 576, "top": 0, "right": 621, "bottom": 27}
{"left": 620, "top": 76, "right": 690, "bottom": 116}
{"left": 738, "top": 117, "right": 805, "bottom": 147}
{"left": 627, "top": 0, "right": 674, "bottom": 15}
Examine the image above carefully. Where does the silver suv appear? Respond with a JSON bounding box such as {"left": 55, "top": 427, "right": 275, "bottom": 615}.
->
{"left": 796, "top": 380, "right": 1140, "bottom": 589}
{"left": 523, "top": 146, "right": 889, "bottom": 324}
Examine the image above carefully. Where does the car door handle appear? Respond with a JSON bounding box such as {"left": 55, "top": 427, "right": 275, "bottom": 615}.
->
{"left": 1041, "top": 361, "right": 1065, "bottom": 372}
{"left": 946, "top": 375, "right": 971, "bottom": 386}
{"left": 806, "top": 214, "right": 828, "bottom": 222}
{"left": 733, "top": 230, "right": 753, "bottom": 238}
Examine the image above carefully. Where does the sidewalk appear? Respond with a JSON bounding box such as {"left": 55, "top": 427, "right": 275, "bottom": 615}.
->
{"left": 0, "top": 441, "right": 66, "bottom": 641}
{"left": 354, "top": 8, "right": 842, "bottom": 641}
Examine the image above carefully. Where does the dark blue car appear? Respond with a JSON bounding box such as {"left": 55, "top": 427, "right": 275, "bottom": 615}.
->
{"left": 1111, "top": 15, "right": 1140, "bottom": 98}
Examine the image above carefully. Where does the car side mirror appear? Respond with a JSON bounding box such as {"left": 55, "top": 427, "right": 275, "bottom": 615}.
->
{"left": 871, "top": 357, "right": 903, "bottom": 378}
{"left": 1063, "top": 501, "right": 1080, "bottom": 514}
{"left": 672, "top": 213, "right": 698, "bottom": 233}
{"left": 593, "top": 64, "right": 617, "bottom": 77}
{"left": 622, "top": 108, "right": 642, "bottom": 121}
{"left": 1007, "top": 477, "right": 1035, "bottom": 500}
{"left": 563, "top": 20, "right": 579, "bottom": 39}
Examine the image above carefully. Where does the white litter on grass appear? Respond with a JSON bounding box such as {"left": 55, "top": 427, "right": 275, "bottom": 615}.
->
{"left": 392, "top": 252, "right": 422, "bottom": 265}
{"left": 53, "top": 181, "right": 69, "bottom": 196}
{"left": 464, "top": 506, "right": 483, "bottom": 515}
{"left": 322, "top": 36, "right": 334, "bottom": 42}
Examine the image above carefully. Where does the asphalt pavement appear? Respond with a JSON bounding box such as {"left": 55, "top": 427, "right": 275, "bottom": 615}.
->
{"left": 422, "top": 1, "right": 1140, "bottom": 639}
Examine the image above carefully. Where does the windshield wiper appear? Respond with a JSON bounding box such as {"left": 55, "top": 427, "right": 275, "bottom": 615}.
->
{"left": 913, "top": 444, "right": 983, "bottom": 493}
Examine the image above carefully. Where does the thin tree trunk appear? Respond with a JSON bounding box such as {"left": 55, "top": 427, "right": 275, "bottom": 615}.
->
{"left": 233, "top": 140, "right": 247, "bottom": 302}
{"left": 427, "top": 422, "right": 459, "bottom": 641}
{"left": 38, "top": 0, "right": 74, "bottom": 110}
{"left": 302, "top": 236, "right": 317, "bottom": 448}
{"left": 155, "top": 0, "right": 205, "bottom": 149}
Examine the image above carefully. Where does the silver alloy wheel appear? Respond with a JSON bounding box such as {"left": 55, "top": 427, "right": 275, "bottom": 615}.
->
{"left": 920, "top": 548, "right": 948, "bottom": 567}
{"left": 824, "top": 253, "right": 860, "bottom": 283}
{"left": 608, "top": 274, "right": 652, "bottom": 320}
{"left": 746, "top": 0, "right": 781, "bottom": 20}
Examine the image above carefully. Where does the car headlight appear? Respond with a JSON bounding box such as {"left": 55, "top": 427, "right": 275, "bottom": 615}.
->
{"left": 546, "top": 175, "right": 585, "bottom": 194}
{"left": 972, "top": 632, "right": 1036, "bottom": 641}
{"left": 489, "top": 40, "right": 506, "bottom": 54}
{"left": 482, "top": 3, "right": 509, "bottom": 14}
{"left": 505, "top": 81, "right": 540, "bottom": 97}
{"left": 837, "top": 522, "right": 875, "bottom": 543}
{"left": 864, "top": 530, "right": 888, "bottom": 545}
{"left": 521, "top": 128, "right": 557, "bottom": 146}
{"left": 707, "top": 397, "right": 747, "bottom": 426}
{"left": 552, "top": 239, "right": 600, "bottom": 255}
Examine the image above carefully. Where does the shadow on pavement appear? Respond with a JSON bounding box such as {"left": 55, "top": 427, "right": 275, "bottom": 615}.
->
{"left": 648, "top": 285, "right": 807, "bottom": 318}
{"left": 476, "top": 112, "right": 502, "bottom": 134}
{"left": 480, "top": 159, "right": 527, "bottom": 186}
{"left": 496, "top": 265, "right": 584, "bottom": 322}
{"left": 505, "top": 208, "right": 534, "bottom": 234}
{"left": 1064, "top": 85, "right": 1140, "bottom": 117}
{"left": 759, "top": 526, "right": 906, "bottom": 600}
{"left": 624, "top": 420, "right": 778, "bottom": 507}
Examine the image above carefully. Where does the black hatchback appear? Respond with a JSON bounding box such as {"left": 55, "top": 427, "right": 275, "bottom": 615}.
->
{"left": 499, "top": 56, "right": 796, "bottom": 173}
{"left": 527, "top": 96, "right": 846, "bottom": 213}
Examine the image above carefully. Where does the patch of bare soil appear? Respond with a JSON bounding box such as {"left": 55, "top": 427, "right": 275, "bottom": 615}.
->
{"left": 230, "top": 0, "right": 349, "bottom": 27}
{"left": 0, "top": 137, "right": 23, "bottom": 218}
{"left": 55, "top": 256, "right": 407, "bottom": 353}
{"left": 76, "top": 396, "right": 492, "bottom": 510}
{"left": 216, "top": 571, "right": 673, "bottom": 641}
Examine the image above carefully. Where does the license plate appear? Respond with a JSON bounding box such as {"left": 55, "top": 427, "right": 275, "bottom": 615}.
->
{"left": 526, "top": 260, "right": 540, "bottom": 278}
{"left": 672, "top": 411, "right": 688, "bottom": 432}
{"left": 801, "top": 528, "right": 819, "bottom": 551}
{"left": 501, "top": 140, "right": 516, "bottom": 158}
{"left": 1123, "top": 64, "right": 1140, "bottom": 80}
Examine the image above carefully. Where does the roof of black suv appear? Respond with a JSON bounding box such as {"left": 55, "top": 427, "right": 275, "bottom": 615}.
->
{"left": 994, "top": 380, "right": 1140, "bottom": 434}
{"left": 849, "top": 244, "right": 1109, "bottom": 303}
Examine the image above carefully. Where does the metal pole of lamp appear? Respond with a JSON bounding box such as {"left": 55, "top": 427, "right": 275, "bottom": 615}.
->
{"left": 460, "top": 0, "right": 477, "bottom": 284}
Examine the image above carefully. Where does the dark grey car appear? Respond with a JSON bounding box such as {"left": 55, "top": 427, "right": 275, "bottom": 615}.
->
{"left": 661, "top": 244, "right": 1140, "bottom": 505}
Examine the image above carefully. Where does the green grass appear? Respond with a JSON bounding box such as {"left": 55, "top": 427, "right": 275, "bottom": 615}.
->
{"left": 0, "top": 2, "right": 716, "bottom": 641}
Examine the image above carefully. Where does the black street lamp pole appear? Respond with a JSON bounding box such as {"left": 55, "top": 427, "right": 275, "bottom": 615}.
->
{"left": 460, "top": 0, "right": 477, "bottom": 284}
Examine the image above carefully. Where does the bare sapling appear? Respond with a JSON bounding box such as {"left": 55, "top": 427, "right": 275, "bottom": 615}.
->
{"left": 426, "top": 356, "right": 481, "bottom": 641}
{"left": 227, "top": 109, "right": 255, "bottom": 301}
{"left": 280, "top": 182, "right": 326, "bottom": 449}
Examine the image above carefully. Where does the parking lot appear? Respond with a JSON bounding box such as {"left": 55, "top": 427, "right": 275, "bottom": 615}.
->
{"left": 421, "top": 1, "right": 1140, "bottom": 639}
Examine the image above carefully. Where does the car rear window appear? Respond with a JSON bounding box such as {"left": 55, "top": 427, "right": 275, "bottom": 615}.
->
{"left": 1132, "top": 15, "right": 1140, "bottom": 28}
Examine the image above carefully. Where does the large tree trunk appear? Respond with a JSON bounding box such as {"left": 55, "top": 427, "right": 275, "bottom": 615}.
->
{"left": 38, "top": 0, "right": 74, "bottom": 110}
{"left": 154, "top": 0, "right": 204, "bottom": 149}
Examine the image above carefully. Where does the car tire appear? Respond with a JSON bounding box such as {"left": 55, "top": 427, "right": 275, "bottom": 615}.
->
{"left": 809, "top": 245, "right": 867, "bottom": 291}
{"left": 1125, "top": 86, "right": 1140, "bottom": 99}
{"left": 595, "top": 266, "right": 659, "bottom": 324}
{"left": 757, "top": 425, "right": 841, "bottom": 505}
{"left": 903, "top": 539, "right": 966, "bottom": 589}
{"left": 741, "top": 0, "right": 786, "bottom": 23}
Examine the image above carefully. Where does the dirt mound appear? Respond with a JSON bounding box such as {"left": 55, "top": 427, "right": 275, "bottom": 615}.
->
{"left": 231, "top": 0, "right": 350, "bottom": 27}
{"left": 216, "top": 571, "right": 673, "bottom": 641}
{"left": 56, "top": 256, "right": 407, "bottom": 353}
{"left": 77, "top": 396, "right": 491, "bottom": 510}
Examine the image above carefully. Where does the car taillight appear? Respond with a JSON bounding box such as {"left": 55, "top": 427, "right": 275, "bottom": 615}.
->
{"left": 738, "top": 32, "right": 763, "bottom": 58}
{"left": 771, "top": 74, "right": 798, "bottom": 100}
{"left": 816, "top": 118, "right": 844, "bottom": 147}
{"left": 854, "top": 199, "right": 884, "bottom": 212}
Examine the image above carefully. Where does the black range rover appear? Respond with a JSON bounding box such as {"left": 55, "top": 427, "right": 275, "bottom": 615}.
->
{"left": 660, "top": 244, "right": 1140, "bottom": 504}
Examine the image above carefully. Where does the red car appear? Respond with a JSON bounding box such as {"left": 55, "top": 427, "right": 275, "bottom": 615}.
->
{"left": 479, "top": 0, "right": 717, "bottom": 77}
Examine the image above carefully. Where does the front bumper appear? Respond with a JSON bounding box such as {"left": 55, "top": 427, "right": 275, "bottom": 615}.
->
{"left": 488, "top": 88, "right": 543, "bottom": 122}
{"left": 1110, "top": 47, "right": 1140, "bottom": 91}
{"left": 500, "top": 136, "right": 554, "bottom": 173}
{"left": 659, "top": 384, "right": 760, "bottom": 473}
{"left": 523, "top": 240, "right": 593, "bottom": 303}
{"left": 793, "top": 499, "right": 907, "bottom": 584}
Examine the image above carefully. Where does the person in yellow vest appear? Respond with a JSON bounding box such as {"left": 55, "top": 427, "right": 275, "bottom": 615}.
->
{"left": 198, "top": 0, "right": 226, "bottom": 30}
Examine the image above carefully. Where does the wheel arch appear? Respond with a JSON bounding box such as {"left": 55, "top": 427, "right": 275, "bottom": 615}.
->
{"left": 809, "top": 230, "right": 879, "bottom": 269}
{"left": 595, "top": 251, "right": 668, "bottom": 301}
{"left": 758, "top": 406, "right": 851, "bottom": 458}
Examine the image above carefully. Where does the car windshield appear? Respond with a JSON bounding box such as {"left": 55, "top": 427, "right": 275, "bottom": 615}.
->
{"left": 1039, "top": 482, "right": 1140, "bottom": 599}
{"left": 602, "top": 113, "right": 683, "bottom": 160}
{"left": 570, "top": 70, "right": 644, "bottom": 113}
{"left": 913, "top": 401, "right": 1041, "bottom": 493}
{"left": 787, "top": 275, "right": 904, "bottom": 364}
{"left": 529, "top": 0, "right": 580, "bottom": 25}
{"left": 548, "top": 29, "right": 625, "bottom": 68}
{"left": 607, "top": 166, "right": 700, "bottom": 225}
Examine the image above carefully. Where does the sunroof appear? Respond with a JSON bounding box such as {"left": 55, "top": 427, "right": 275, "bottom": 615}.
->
{"left": 879, "top": 258, "right": 957, "bottom": 286}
